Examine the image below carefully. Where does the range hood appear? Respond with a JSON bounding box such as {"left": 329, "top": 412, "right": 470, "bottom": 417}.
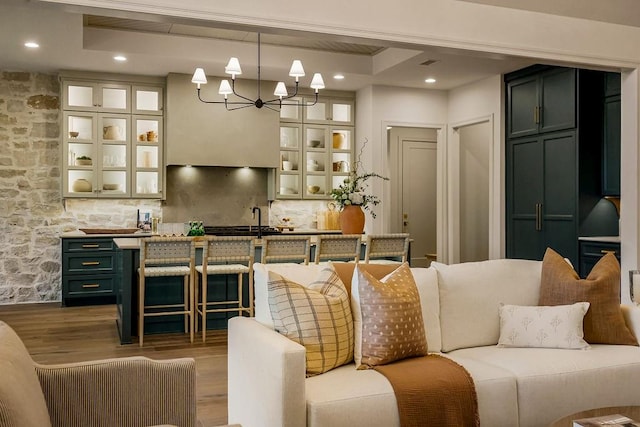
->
{"left": 165, "top": 73, "right": 280, "bottom": 167}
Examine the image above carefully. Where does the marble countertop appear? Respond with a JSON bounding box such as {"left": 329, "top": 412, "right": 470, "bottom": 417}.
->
{"left": 578, "top": 235, "right": 621, "bottom": 243}
{"left": 61, "top": 231, "right": 153, "bottom": 238}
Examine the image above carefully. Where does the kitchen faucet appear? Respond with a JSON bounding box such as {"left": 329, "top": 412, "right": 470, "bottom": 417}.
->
{"left": 251, "top": 206, "right": 262, "bottom": 238}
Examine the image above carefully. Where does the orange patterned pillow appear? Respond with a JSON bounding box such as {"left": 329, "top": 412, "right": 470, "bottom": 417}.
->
{"left": 538, "top": 247, "right": 637, "bottom": 345}
{"left": 352, "top": 263, "right": 428, "bottom": 369}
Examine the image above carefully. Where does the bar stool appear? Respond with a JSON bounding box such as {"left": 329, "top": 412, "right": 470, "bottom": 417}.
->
{"left": 195, "top": 236, "right": 255, "bottom": 343}
{"left": 138, "top": 236, "right": 196, "bottom": 347}
{"left": 261, "top": 235, "right": 311, "bottom": 264}
{"left": 364, "top": 233, "right": 411, "bottom": 264}
{"left": 314, "top": 234, "right": 362, "bottom": 264}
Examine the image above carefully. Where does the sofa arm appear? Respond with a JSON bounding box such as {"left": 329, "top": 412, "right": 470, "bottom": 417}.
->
{"left": 228, "top": 316, "right": 306, "bottom": 427}
{"left": 621, "top": 304, "right": 640, "bottom": 342}
{"left": 35, "top": 356, "right": 196, "bottom": 427}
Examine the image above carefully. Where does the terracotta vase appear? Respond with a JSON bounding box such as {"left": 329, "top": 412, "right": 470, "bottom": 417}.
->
{"left": 339, "top": 205, "right": 365, "bottom": 234}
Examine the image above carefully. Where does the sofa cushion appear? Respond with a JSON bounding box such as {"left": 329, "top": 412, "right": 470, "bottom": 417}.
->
{"left": 351, "top": 263, "right": 427, "bottom": 368}
{"left": 539, "top": 248, "right": 638, "bottom": 345}
{"left": 304, "top": 357, "right": 519, "bottom": 427}
{"left": 450, "top": 344, "right": 640, "bottom": 427}
{"left": 268, "top": 266, "right": 354, "bottom": 375}
{"left": 497, "top": 303, "right": 590, "bottom": 349}
{"left": 0, "top": 322, "right": 52, "bottom": 427}
{"left": 433, "top": 259, "right": 542, "bottom": 352}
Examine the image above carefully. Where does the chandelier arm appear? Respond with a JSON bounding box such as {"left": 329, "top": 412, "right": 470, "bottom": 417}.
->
{"left": 263, "top": 104, "right": 281, "bottom": 112}
{"left": 230, "top": 79, "right": 257, "bottom": 104}
{"left": 225, "top": 103, "right": 256, "bottom": 111}
{"left": 300, "top": 92, "right": 320, "bottom": 107}
{"left": 262, "top": 81, "right": 301, "bottom": 105}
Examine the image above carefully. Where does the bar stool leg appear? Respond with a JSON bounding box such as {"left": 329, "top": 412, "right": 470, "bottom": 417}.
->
{"left": 237, "top": 272, "right": 243, "bottom": 317}
{"left": 189, "top": 271, "right": 195, "bottom": 344}
{"left": 249, "top": 269, "right": 254, "bottom": 317}
{"left": 138, "top": 274, "right": 145, "bottom": 347}
{"left": 202, "top": 272, "right": 208, "bottom": 343}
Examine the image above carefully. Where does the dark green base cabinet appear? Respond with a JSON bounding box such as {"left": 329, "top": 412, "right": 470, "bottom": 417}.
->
{"left": 62, "top": 237, "right": 117, "bottom": 306}
{"left": 579, "top": 240, "right": 621, "bottom": 278}
{"left": 116, "top": 245, "right": 250, "bottom": 344}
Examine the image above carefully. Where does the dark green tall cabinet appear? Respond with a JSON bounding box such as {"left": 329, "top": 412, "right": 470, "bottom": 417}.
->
{"left": 506, "top": 66, "right": 617, "bottom": 266}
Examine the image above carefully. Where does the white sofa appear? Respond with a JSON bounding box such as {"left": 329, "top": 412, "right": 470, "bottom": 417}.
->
{"left": 228, "top": 259, "right": 640, "bottom": 427}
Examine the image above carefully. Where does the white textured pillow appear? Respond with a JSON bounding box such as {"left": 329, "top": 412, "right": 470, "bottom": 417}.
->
{"left": 498, "top": 303, "right": 590, "bottom": 349}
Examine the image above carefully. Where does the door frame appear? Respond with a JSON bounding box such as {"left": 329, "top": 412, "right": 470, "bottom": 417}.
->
{"left": 448, "top": 114, "right": 496, "bottom": 263}
{"left": 382, "top": 121, "right": 447, "bottom": 264}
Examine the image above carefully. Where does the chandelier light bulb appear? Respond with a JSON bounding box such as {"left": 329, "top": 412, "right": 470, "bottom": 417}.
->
{"left": 289, "top": 60, "right": 305, "bottom": 82}
{"left": 191, "top": 68, "right": 208, "bottom": 89}
{"left": 274, "top": 82, "right": 288, "bottom": 99}
{"left": 310, "top": 73, "right": 325, "bottom": 92}
{"left": 225, "top": 58, "right": 242, "bottom": 78}
{"left": 218, "top": 80, "right": 233, "bottom": 98}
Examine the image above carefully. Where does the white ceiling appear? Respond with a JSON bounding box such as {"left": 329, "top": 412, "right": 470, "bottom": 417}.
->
{"left": 0, "top": 0, "right": 606, "bottom": 92}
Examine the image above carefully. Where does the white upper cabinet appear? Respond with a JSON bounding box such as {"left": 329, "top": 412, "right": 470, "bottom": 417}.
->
{"left": 63, "top": 81, "right": 131, "bottom": 113}
{"left": 303, "top": 97, "right": 354, "bottom": 125}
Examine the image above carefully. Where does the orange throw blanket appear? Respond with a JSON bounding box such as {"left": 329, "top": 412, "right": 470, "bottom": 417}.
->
{"left": 373, "top": 355, "right": 480, "bottom": 427}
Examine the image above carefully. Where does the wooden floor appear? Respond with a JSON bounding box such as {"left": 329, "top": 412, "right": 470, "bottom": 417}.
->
{"left": 0, "top": 302, "right": 229, "bottom": 427}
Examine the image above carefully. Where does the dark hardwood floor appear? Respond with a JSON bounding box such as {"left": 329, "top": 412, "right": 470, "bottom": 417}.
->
{"left": 0, "top": 302, "right": 229, "bottom": 427}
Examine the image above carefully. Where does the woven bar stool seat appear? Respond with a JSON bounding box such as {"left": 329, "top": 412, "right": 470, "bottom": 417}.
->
{"left": 261, "top": 235, "right": 311, "bottom": 265}
{"left": 364, "top": 233, "right": 410, "bottom": 264}
{"left": 314, "top": 234, "right": 362, "bottom": 264}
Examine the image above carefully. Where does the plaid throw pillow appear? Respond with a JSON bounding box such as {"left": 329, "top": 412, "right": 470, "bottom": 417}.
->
{"left": 268, "top": 266, "right": 354, "bottom": 376}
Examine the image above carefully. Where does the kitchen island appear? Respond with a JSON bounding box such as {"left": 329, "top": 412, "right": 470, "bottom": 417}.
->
{"left": 113, "top": 234, "right": 376, "bottom": 344}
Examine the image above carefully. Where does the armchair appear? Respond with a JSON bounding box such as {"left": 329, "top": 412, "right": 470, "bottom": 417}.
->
{"left": 0, "top": 321, "right": 196, "bottom": 427}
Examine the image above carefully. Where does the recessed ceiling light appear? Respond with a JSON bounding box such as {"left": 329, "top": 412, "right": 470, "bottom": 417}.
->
{"left": 333, "top": 74, "right": 345, "bottom": 80}
{"left": 425, "top": 78, "right": 436, "bottom": 84}
{"left": 114, "top": 55, "right": 127, "bottom": 62}
{"left": 24, "top": 42, "right": 39, "bottom": 49}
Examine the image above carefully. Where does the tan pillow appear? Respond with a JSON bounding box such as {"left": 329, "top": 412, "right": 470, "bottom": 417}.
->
{"left": 268, "top": 265, "right": 354, "bottom": 376}
{"left": 331, "top": 262, "right": 399, "bottom": 299}
{"left": 352, "top": 263, "right": 428, "bottom": 369}
{"left": 538, "top": 247, "right": 637, "bottom": 345}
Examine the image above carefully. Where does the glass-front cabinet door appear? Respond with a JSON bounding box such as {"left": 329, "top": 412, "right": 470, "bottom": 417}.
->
{"left": 303, "top": 125, "right": 329, "bottom": 198}
{"left": 98, "top": 114, "right": 130, "bottom": 197}
{"left": 63, "top": 81, "right": 130, "bottom": 113}
{"left": 278, "top": 123, "right": 302, "bottom": 198}
{"left": 133, "top": 116, "right": 163, "bottom": 198}
{"left": 330, "top": 127, "right": 354, "bottom": 192}
{"left": 303, "top": 97, "right": 354, "bottom": 125}
{"left": 133, "top": 86, "right": 163, "bottom": 115}
{"left": 64, "top": 112, "right": 97, "bottom": 196}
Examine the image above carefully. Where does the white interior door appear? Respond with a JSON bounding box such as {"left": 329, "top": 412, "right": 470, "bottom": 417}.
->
{"left": 401, "top": 140, "right": 437, "bottom": 267}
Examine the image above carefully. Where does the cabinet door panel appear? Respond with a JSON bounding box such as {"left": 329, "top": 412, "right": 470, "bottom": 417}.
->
{"left": 510, "top": 138, "right": 543, "bottom": 216}
{"left": 543, "top": 132, "right": 576, "bottom": 216}
{"left": 508, "top": 76, "right": 538, "bottom": 138}
{"left": 510, "top": 219, "right": 544, "bottom": 260}
{"left": 507, "top": 137, "right": 543, "bottom": 259}
{"left": 541, "top": 68, "right": 575, "bottom": 133}
{"left": 544, "top": 219, "right": 578, "bottom": 265}
{"left": 603, "top": 95, "right": 621, "bottom": 195}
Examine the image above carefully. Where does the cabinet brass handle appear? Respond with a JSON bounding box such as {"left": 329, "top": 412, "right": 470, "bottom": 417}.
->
{"left": 82, "top": 284, "right": 100, "bottom": 288}
{"left": 535, "top": 203, "right": 543, "bottom": 231}
{"left": 82, "top": 244, "right": 100, "bottom": 248}
{"left": 601, "top": 250, "right": 617, "bottom": 254}
{"left": 81, "top": 261, "right": 100, "bottom": 266}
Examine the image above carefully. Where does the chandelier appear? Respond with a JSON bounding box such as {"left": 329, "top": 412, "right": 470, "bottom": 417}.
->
{"left": 191, "top": 33, "right": 325, "bottom": 111}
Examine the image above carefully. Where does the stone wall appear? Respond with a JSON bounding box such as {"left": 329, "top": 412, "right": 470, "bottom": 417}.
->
{"left": 0, "top": 71, "right": 160, "bottom": 304}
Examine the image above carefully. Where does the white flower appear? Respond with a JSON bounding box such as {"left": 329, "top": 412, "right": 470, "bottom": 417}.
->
{"left": 349, "top": 192, "right": 364, "bottom": 205}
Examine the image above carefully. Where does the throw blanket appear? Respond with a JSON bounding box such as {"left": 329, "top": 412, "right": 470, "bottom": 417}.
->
{"left": 373, "top": 355, "right": 480, "bottom": 427}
